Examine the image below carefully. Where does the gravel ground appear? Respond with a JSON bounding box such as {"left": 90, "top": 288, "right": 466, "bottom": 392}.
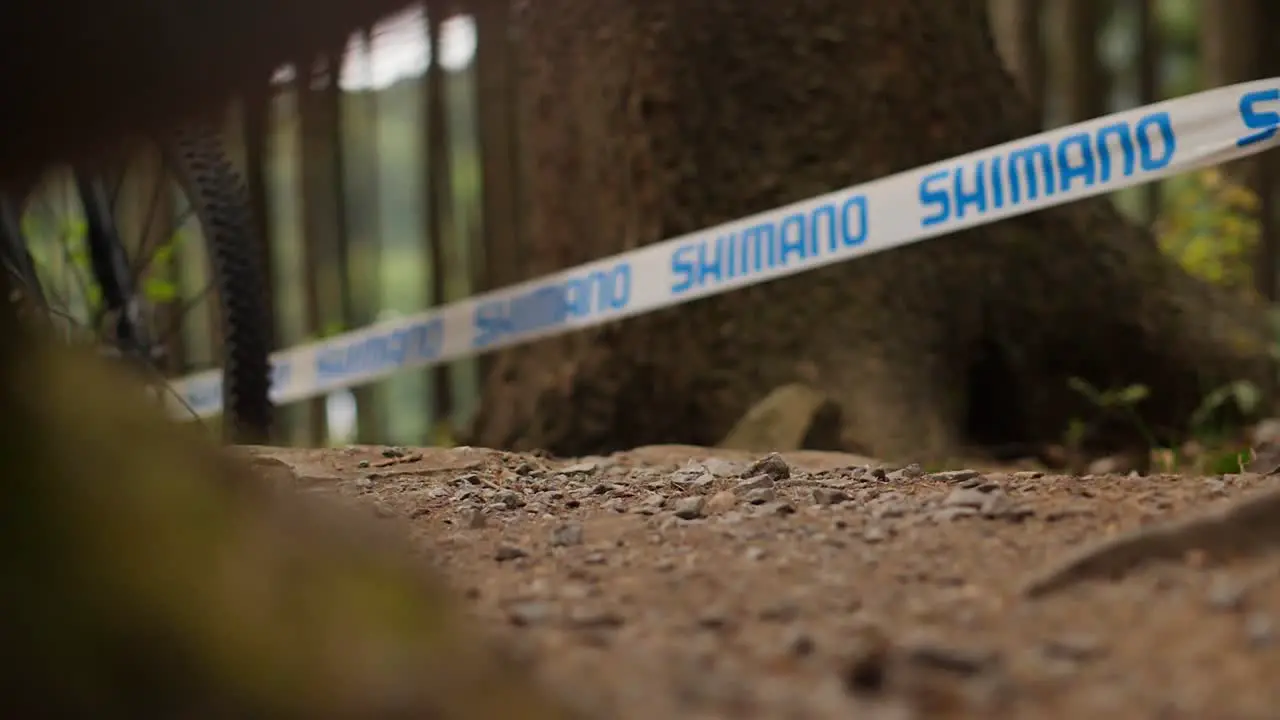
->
{"left": 245, "top": 444, "right": 1280, "bottom": 719}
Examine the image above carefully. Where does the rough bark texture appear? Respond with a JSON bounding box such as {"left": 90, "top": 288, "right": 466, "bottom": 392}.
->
{"left": 988, "top": 0, "right": 1045, "bottom": 118}
{"left": 469, "top": 0, "right": 1273, "bottom": 463}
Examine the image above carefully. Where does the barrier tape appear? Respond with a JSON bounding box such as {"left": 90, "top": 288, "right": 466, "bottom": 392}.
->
{"left": 167, "top": 79, "right": 1280, "bottom": 419}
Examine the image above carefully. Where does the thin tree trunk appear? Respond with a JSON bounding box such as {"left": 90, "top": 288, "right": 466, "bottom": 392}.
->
{"left": 1047, "top": 0, "right": 1108, "bottom": 125}
{"left": 350, "top": 27, "right": 385, "bottom": 443}
{"left": 298, "top": 57, "right": 348, "bottom": 446}
{"left": 474, "top": 0, "right": 520, "bottom": 384}
{"left": 424, "top": 2, "right": 455, "bottom": 438}
{"left": 1136, "top": 0, "right": 1160, "bottom": 225}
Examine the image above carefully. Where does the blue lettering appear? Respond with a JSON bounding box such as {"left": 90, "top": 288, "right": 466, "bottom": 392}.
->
{"left": 472, "top": 264, "right": 632, "bottom": 348}
{"left": 1136, "top": 112, "right": 1176, "bottom": 170}
{"left": 316, "top": 318, "right": 446, "bottom": 382}
{"left": 668, "top": 193, "right": 871, "bottom": 295}
{"left": 719, "top": 234, "right": 734, "bottom": 281}
{"left": 1007, "top": 143, "right": 1054, "bottom": 204}
{"left": 841, "top": 196, "right": 868, "bottom": 247}
{"left": 918, "top": 111, "right": 1177, "bottom": 230}
{"left": 742, "top": 222, "right": 777, "bottom": 274}
{"left": 1057, "top": 133, "right": 1095, "bottom": 191}
{"left": 671, "top": 245, "right": 695, "bottom": 294}
{"left": 812, "top": 202, "right": 837, "bottom": 254}
{"left": 920, "top": 170, "right": 950, "bottom": 226}
{"left": 990, "top": 156, "right": 1005, "bottom": 209}
{"left": 1238, "top": 88, "right": 1280, "bottom": 147}
{"left": 953, "top": 161, "right": 986, "bottom": 219}
{"left": 779, "top": 213, "right": 807, "bottom": 265}
{"left": 1095, "top": 122, "right": 1135, "bottom": 182}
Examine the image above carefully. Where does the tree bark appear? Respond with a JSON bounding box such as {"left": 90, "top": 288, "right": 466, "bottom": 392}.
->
{"left": 1046, "top": 0, "right": 1108, "bottom": 125}
{"left": 988, "top": 0, "right": 1045, "bottom": 119}
{"left": 468, "top": 0, "right": 1272, "bottom": 463}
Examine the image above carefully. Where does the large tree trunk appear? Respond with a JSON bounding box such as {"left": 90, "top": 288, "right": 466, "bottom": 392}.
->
{"left": 469, "top": 0, "right": 1272, "bottom": 463}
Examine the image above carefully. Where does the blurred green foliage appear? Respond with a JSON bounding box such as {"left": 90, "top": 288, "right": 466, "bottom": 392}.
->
{"left": 1155, "top": 168, "right": 1260, "bottom": 295}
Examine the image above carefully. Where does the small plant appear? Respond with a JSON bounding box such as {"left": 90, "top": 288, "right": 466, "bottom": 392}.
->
{"left": 1065, "top": 377, "right": 1156, "bottom": 454}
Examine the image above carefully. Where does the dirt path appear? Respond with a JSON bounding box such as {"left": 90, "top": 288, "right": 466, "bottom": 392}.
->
{"left": 244, "top": 444, "right": 1280, "bottom": 719}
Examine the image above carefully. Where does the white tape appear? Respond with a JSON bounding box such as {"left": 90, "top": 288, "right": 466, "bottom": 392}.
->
{"left": 168, "top": 78, "right": 1280, "bottom": 418}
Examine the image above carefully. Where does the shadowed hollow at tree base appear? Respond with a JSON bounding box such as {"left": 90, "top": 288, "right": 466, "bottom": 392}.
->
{"left": 468, "top": 0, "right": 1272, "bottom": 463}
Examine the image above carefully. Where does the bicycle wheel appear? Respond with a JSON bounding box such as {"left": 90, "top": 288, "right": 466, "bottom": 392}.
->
{"left": 0, "top": 122, "right": 273, "bottom": 443}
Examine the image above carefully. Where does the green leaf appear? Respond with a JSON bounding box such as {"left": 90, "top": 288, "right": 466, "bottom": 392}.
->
{"left": 151, "top": 242, "right": 175, "bottom": 267}
{"left": 1190, "top": 384, "right": 1234, "bottom": 431}
{"left": 1067, "top": 376, "right": 1103, "bottom": 405}
{"left": 1115, "top": 384, "right": 1150, "bottom": 407}
{"left": 65, "top": 219, "right": 88, "bottom": 242}
{"left": 1231, "top": 380, "right": 1262, "bottom": 416}
{"left": 68, "top": 244, "right": 91, "bottom": 273}
{"left": 143, "top": 276, "right": 179, "bottom": 303}
{"left": 1205, "top": 448, "right": 1251, "bottom": 475}
{"left": 1064, "top": 417, "right": 1088, "bottom": 449}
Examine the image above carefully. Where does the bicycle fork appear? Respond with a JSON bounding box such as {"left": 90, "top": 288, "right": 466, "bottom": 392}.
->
{"left": 74, "top": 171, "right": 154, "bottom": 361}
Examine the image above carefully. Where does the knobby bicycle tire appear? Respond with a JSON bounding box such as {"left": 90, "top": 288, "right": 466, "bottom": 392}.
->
{"left": 163, "top": 123, "right": 273, "bottom": 444}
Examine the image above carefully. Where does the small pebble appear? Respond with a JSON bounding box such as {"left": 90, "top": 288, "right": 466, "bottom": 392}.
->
{"left": 1247, "top": 613, "right": 1274, "bottom": 647}
{"left": 759, "top": 501, "right": 796, "bottom": 516}
{"left": 735, "top": 475, "right": 775, "bottom": 494}
{"left": 672, "top": 495, "right": 707, "bottom": 519}
{"left": 863, "top": 526, "right": 888, "bottom": 543}
{"left": 704, "top": 490, "right": 738, "bottom": 515}
{"left": 551, "top": 523, "right": 584, "bottom": 547}
{"left": 788, "top": 631, "right": 816, "bottom": 657}
{"left": 1042, "top": 634, "right": 1106, "bottom": 662}
{"left": 494, "top": 544, "right": 528, "bottom": 562}
{"left": 746, "top": 453, "right": 791, "bottom": 480}
{"left": 496, "top": 490, "right": 524, "bottom": 509}
{"left": 1207, "top": 576, "right": 1248, "bottom": 612}
{"left": 905, "top": 642, "right": 997, "bottom": 677}
{"left": 812, "top": 487, "right": 848, "bottom": 506}
{"left": 759, "top": 601, "right": 800, "bottom": 623}
{"left": 561, "top": 461, "right": 598, "bottom": 474}
{"left": 935, "top": 469, "right": 981, "bottom": 483}
{"left": 508, "top": 601, "right": 553, "bottom": 626}
{"left": 932, "top": 506, "right": 979, "bottom": 522}
{"left": 461, "top": 508, "right": 487, "bottom": 529}
{"left": 703, "top": 458, "right": 742, "bottom": 477}
{"left": 943, "top": 488, "right": 990, "bottom": 509}
{"left": 568, "top": 607, "right": 626, "bottom": 630}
